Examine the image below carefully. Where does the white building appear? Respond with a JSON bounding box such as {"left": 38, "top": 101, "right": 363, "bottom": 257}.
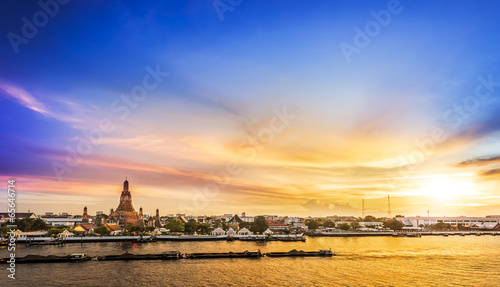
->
{"left": 284, "top": 217, "right": 301, "bottom": 225}
{"left": 57, "top": 230, "right": 74, "bottom": 238}
{"left": 43, "top": 218, "right": 83, "bottom": 227}
{"left": 359, "top": 222, "right": 383, "bottom": 227}
{"left": 397, "top": 216, "right": 500, "bottom": 228}
{"left": 237, "top": 228, "right": 252, "bottom": 235}
{"left": 212, "top": 228, "right": 226, "bottom": 236}
{"left": 263, "top": 228, "right": 273, "bottom": 235}
{"left": 240, "top": 216, "right": 255, "bottom": 223}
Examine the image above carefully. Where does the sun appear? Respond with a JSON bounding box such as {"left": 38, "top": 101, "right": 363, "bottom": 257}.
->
{"left": 418, "top": 175, "right": 477, "bottom": 200}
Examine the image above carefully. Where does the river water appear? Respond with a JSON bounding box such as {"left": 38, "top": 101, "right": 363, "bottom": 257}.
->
{"left": 2, "top": 236, "right": 500, "bottom": 286}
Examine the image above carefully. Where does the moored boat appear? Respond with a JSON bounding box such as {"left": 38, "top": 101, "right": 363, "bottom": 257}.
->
{"left": 132, "top": 237, "right": 157, "bottom": 243}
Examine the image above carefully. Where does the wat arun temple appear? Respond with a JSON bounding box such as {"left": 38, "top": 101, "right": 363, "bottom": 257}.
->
{"left": 109, "top": 178, "right": 140, "bottom": 226}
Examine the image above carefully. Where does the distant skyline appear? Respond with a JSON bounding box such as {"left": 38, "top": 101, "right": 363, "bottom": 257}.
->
{"left": 1, "top": 1, "right": 500, "bottom": 217}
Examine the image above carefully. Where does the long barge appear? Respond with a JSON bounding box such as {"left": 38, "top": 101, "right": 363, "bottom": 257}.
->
{"left": 1, "top": 249, "right": 333, "bottom": 263}
{"left": 98, "top": 251, "right": 181, "bottom": 261}
{"left": 266, "top": 249, "right": 334, "bottom": 257}
{"left": 1, "top": 253, "right": 90, "bottom": 264}
{"left": 185, "top": 250, "right": 262, "bottom": 259}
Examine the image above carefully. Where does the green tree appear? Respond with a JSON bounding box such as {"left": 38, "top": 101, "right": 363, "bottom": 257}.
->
{"left": 0, "top": 225, "right": 11, "bottom": 236}
{"left": 197, "top": 223, "right": 212, "bottom": 235}
{"left": 125, "top": 223, "right": 143, "bottom": 234}
{"left": 250, "top": 216, "right": 269, "bottom": 234}
{"left": 339, "top": 223, "right": 350, "bottom": 231}
{"left": 239, "top": 221, "right": 251, "bottom": 229}
{"left": 363, "top": 215, "right": 377, "bottom": 222}
{"left": 430, "top": 222, "right": 451, "bottom": 231}
{"left": 306, "top": 220, "right": 320, "bottom": 230}
{"left": 14, "top": 218, "right": 50, "bottom": 231}
{"left": 383, "top": 218, "right": 405, "bottom": 230}
{"left": 94, "top": 225, "right": 111, "bottom": 235}
{"left": 48, "top": 228, "right": 64, "bottom": 236}
{"left": 350, "top": 221, "right": 360, "bottom": 230}
{"left": 165, "top": 221, "right": 185, "bottom": 232}
{"left": 185, "top": 219, "right": 199, "bottom": 234}
{"left": 323, "top": 220, "right": 335, "bottom": 228}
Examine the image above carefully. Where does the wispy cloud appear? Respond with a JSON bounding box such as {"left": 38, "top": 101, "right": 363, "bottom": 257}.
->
{"left": 0, "top": 82, "right": 52, "bottom": 117}
{"left": 0, "top": 81, "right": 82, "bottom": 123}
{"left": 456, "top": 155, "right": 500, "bottom": 167}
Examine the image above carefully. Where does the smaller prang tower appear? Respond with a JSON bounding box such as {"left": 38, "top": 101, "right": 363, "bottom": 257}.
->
{"left": 82, "top": 206, "right": 88, "bottom": 223}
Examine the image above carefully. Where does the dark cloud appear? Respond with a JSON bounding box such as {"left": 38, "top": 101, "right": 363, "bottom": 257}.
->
{"left": 479, "top": 168, "right": 500, "bottom": 177}
{"left": 456, "top": 155, "right": 500, "bottom": 167}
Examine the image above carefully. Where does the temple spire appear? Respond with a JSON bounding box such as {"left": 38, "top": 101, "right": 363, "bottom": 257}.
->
{"left": 123, "top": 177, "right": 129, "bottom": 192}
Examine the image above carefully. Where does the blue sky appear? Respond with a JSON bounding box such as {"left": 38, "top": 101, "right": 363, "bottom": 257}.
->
{"left": 1, "top": 0, "right": 500, "bottom": 217}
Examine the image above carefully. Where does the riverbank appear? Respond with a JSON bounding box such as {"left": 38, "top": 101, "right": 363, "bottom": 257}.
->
{"left": 308, "top": 231, "right": 500, "bottom": 237}
{"left": 10, "top": 234, "right": 306, "bottom": 244}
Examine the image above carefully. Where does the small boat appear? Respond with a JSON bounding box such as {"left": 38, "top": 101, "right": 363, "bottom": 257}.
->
{"left": 132, "top": 237, "right": 157, "bottom": 243}
{"left": 265, "top": 249, "right": 334, "bottom": 257}
{"left": 69, "top": 253, "right": 90, "bottom": 261}
{"left": 185, "top": 250, "right": 262, "bottom": 259}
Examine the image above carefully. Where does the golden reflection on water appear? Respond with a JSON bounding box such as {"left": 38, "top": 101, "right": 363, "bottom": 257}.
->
{"left": 2, "top": 236, "right": 500, "bottom": 286}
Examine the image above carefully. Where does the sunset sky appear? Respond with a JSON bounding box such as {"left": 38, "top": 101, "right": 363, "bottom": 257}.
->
{"left": 1, "top": 1, "right": 500, "bottom": 217}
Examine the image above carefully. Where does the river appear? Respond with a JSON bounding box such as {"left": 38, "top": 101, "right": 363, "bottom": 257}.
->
{"left": 2, "top": 236, "right": 500, "bottom": 286}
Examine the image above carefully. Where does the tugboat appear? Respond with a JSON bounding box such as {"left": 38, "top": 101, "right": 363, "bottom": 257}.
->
{"left": 69, "top": 253, "right": 90, "bottom": 261}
